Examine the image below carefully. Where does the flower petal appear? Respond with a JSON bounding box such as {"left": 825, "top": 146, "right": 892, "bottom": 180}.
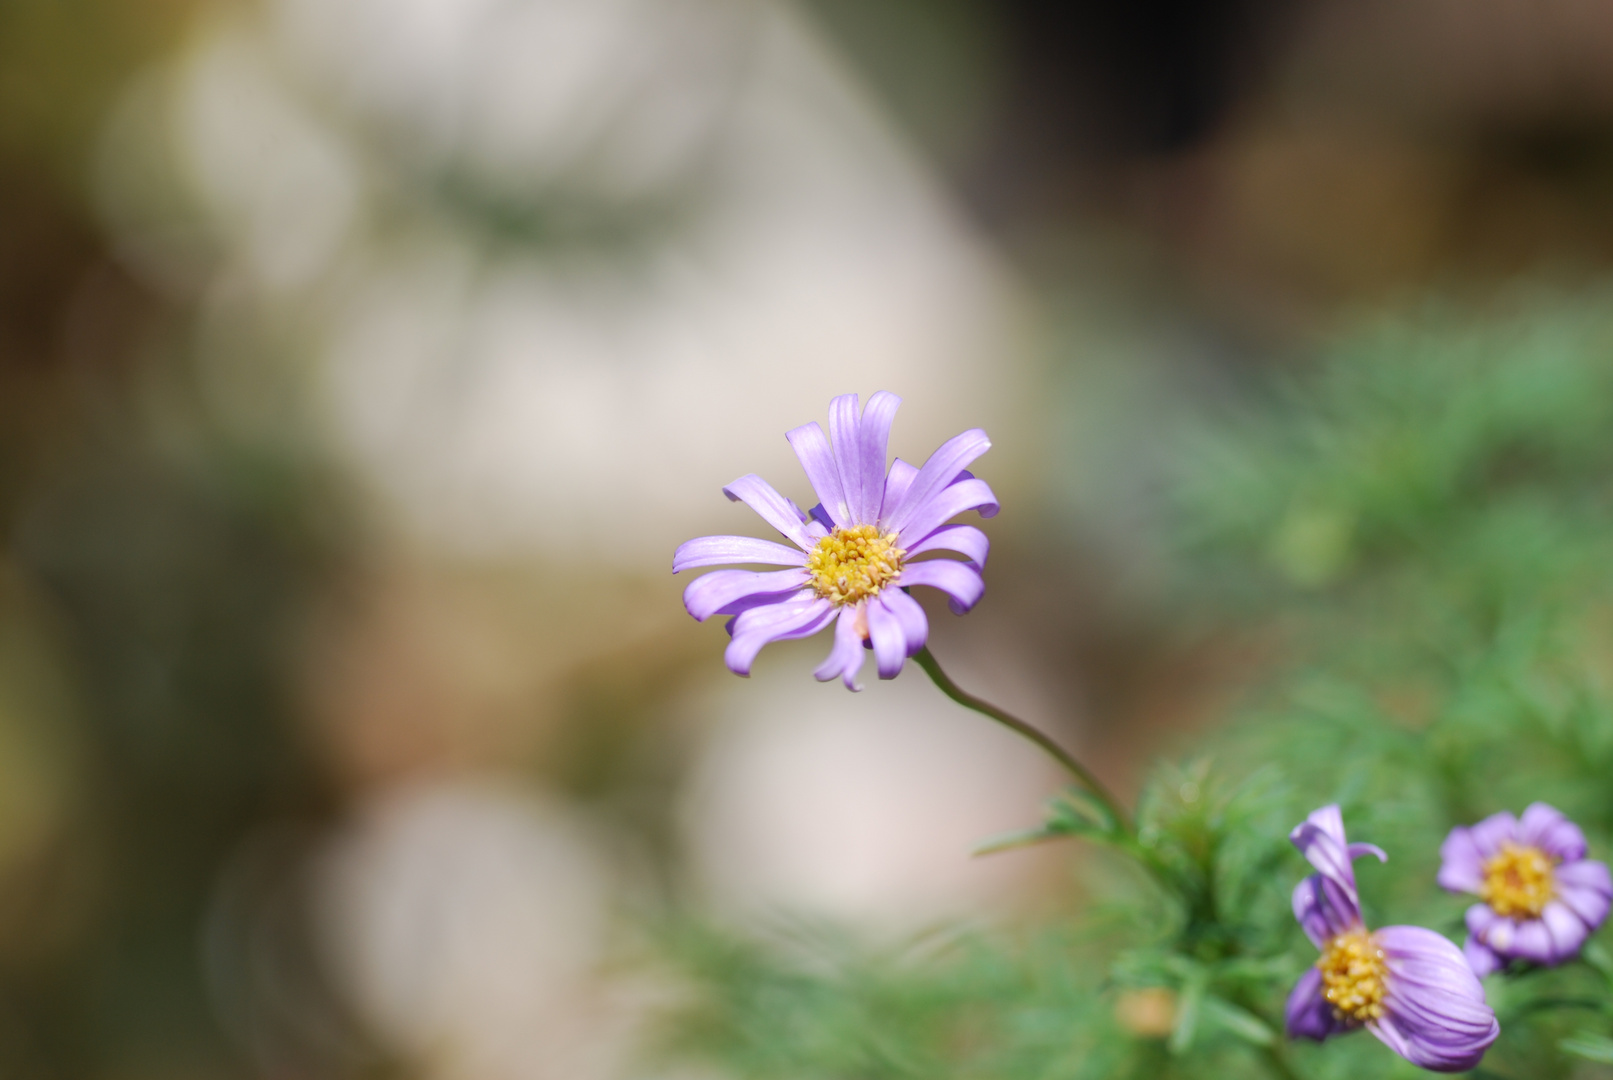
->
{"left": 723, "top": 474, "right": 815, "bottom": 549}
{"left": 786, "top": 422, "right": 852, "bottom": 529}
{"left": 876, "top": 587, "right": 928, "bottom": 656}
{"left": 1503, "top": 917, "right": 1554, "bottom": 964}
{"left": 1556, "top": 860, "right": 1613, "bottom": 929}
{"left": 1539, "top": 900, "right": 1590, "bottom": 963}
{"left": 1437, "top": 826, "right": 1486, "bottom": 895}
{"left": 1292, "top": 874, "right": 1361, "bottom": 949}
{"left": 683, "top": 569, "right": 812, "bottom": 621}
{"left": 1373, "top": 925, "right": 1499, "bottom": 1073}
{"left": 1463, "top": 936, "right": 1503, "bottom": 978}
{"left": 1285, "top": 967, "right": 1349, "bottom": 1041}
{"left": 904, "top": 523, "right": 989, "bottom": 566}
{"left": 893, "top": 478, "right": 1000, "bottom": 550}
{"left": 1290, "top": 805, "right": 1364, "bottom": 908}
{"left": 880, "top": 459, "right": 919, "bottom": 522}
{"left": 827, "top": 394, "right": 865, "bottom": 528}
{"left": 1465, "top": 903, "right": 1501, "bottom": 939}
{"left": 1466, "top": 811, "right": 1518, "bottom": 859}
{"left": 813, "top": 605, "right": 867, "bottom": 691}
{"left": 883, "top": 428, "right": 991, "bottom": 533}
{"left": 856, "top": 392, "right": 901, "bottom": 524}
{"left": 674, "top": 535, "right": 809, "bottom": 573}
{"left": 1517, "top": 802, "right": 1588, "bottom": 861}
{"left": 899, "top": 559, "right": 985, "bottom": 613}
{"left": 724, "top": 599, "right": 836, "bottom": 676}
{"left": 865, "top": 593, "right": 907, "bottom": 679}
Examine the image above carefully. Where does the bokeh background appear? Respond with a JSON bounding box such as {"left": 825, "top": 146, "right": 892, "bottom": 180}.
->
{"left": 7, "top": 1, "right": 1613, "bottom": 1077}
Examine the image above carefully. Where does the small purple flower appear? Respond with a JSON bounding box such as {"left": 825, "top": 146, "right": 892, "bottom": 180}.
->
{"left": 1438, "top": 802, "right": 1613, "bottom": 977}
{"left": 1286, "top": 805, "right": 1499, "bottom": 1073}
{"left": 673, "top": 393, "right": 997, "bottom": 689}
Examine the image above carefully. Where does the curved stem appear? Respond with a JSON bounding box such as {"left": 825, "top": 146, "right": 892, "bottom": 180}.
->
{"left": 913, "top": 645, "right": 1132, "bottom": 835}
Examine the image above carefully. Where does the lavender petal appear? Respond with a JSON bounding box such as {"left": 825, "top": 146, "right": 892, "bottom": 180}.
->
{"left": 899, "top": 560, "right": 985, "bottom": 613}
{"left": 865, "top": 593, "right": 907, "bottom": 679}
{"left": 880, "top": 459, "right": 920, "bottom": 522}
{"left": 1466, "top": 811, "right": 1519, "bottom": 859}
{"left": 904, "top": 523, "right": 990, "bottom": 567}
{"left": 1285, "top": 967, "right": 1349, "bottom": 1041}
{"left": 1463, "top": 936, "right": 1503, "bottom": 978}
{"left": 876, "top": 587, "right": 928, "bottom": 656}
{"left": 683, "top": 569, "right": 812, "bottom": 621}
{"left": 1373, "top": 925, "right": 1499, "bottom": 1073}
{"left": 1292, "top": 874, "right": 1360, "bottom": 949}
{"left": 825, "top": 394, "right": 863, "bottom": 530}
{"left": 674, "top": 535, "right": 810, "bottom": 573}
{"left": 813, "top": 605, "right": 867, "bottom": 691}
{"left": 1517, "top": 802, "right": 1588, "bottom": 861}
{"left": 893, "top": 478, "right": 1001, "bottom": 550}
{"left": 724, "top": 599, "right": 836, "bottom": 676}
{"left": 856, "top": 392, "right": 901, "bottom": 524}
{"left": 1437, "top": 826, "right": 1486, "bottom": 895}
{"left": 1556, "top": 861, "right": 1613, "bottom": 929}
{"left": 786, "top": 422, "right": 852, "bottom": 529}
{"left": 723, "top": 474, "right": 815, "bottom": 549}
{"left": 1540, "top": 900, "right": 1590, "bottom": 963}
{"left": 883, "top": 428, "right": 992, "bottom": 534}
{"left": 1501, "top": 917, "right": 1554, "bottom": 964}
{"left": 1465, "top": 903, "right": 1501, "bottom": 939}
{"left": 1290, "top": 805, "right": 1364, "bottom": 904}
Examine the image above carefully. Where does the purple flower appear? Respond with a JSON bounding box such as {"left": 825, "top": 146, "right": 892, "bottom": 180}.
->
{"left": 673, "top": 393, "right": 997, "bottom": 689}
{"left": 1438, "top": 802, "right": 1613, "bottom": 977}
{"left": 1286, "top": 805, "right": 1499, "bottom": 1073}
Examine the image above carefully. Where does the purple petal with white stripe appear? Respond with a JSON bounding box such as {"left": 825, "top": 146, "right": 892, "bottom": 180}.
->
{"left": 905, "top": 524, "right": 989, "bottom": 566}
{"left": 684, "top": 568, "right": 811, "bottom": 621}
{"left": 813, "top": 606, "right": 867, "bottom": 691}
{"left": 722, "top": 474, "right": 814, "bottom": 549}
{"left": 865, "top": 595, "right": 907, "bottom": 679}
{"left": 894, "top": 478, "right": 1000, "bottom": 549}
{"left": 899, "top": 559, "right": 985, "bottom": 614}
{"left": 1372, "top": 925, "right": 1498, "bottom": 1073}
{"left": 724, "top": 598, "right": 835, "bottom": 675}
{"left": 881, "top": 458, "right": 920, "bottom": 522}
{"left": 856, "top": 392, "right": 901, "bottom": 524}
{"left": 674, "top": 535, "right": 809, "bottom": 573}
{"left": 876, "top": 587, "right": 929, "bottom": 656}
{"left": 883, "top": 428, "right": 992, "bottom": 534}
{"left": 786, "top": 422, "right": 851, "bottom": 529}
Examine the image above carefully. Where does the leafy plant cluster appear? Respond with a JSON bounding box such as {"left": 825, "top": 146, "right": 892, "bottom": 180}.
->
{"left": 654, "top": 292, "right": 1613, "bottom": 1079}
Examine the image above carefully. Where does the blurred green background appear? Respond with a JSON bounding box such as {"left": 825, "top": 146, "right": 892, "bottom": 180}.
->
{"left": 8, "top": 1, "right": 1613, "bottom": 1077}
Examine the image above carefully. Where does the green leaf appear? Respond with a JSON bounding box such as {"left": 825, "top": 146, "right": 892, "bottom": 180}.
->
{"left": 1167, "top": 972, "right": 1206, "bottom": 1055}
{"left": 1560, "top": 1031, "right": 1613, "bottom": 1064}
{"left": 1200, "top": 996, "right": 1275, "bottom": 1047}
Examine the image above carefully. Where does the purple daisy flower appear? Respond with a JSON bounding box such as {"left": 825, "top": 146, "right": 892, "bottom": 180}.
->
{"left": 1286, "top": 805, "right": 1499, "bottom": 1073}
{"left": 1438, "top": 802, "right": 1613, "bottom": 977}
{"left": 673, "top": 392, "right": 997, "bottom": 690}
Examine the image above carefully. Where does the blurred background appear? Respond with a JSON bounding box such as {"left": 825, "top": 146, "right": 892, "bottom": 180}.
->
{"left": 8, "top": 0, "right": 1613, "bottom": 1076}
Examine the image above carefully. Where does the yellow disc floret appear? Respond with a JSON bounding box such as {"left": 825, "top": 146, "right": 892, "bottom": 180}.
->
{"left": 807, "top": 525, "right": 904, "bottom": 606}
{"left": 1319, "top": 929, "right": 1388, "bottom": 1024}
{"left": 1480, "top": 843, "right": 1556, "bottom": 919}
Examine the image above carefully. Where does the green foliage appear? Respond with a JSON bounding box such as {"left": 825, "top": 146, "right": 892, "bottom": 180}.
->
{"left": 654, "top": 292, "right": 1613, "bottom": 1078}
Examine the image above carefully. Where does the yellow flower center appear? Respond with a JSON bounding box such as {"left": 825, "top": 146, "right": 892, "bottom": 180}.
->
{"left": 1318, "top": 929, "right": 1388, "bottom": 1024}
{"left": 807, "top": 525, "right": 904, "bottom": 606}
{"left": 1480, "top": 842, "right": 1555, "bottom": 919}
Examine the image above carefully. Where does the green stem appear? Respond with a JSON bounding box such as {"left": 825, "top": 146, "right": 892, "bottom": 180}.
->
{"left": 913, "top": 645, "right": 1132, "bottom": 835}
